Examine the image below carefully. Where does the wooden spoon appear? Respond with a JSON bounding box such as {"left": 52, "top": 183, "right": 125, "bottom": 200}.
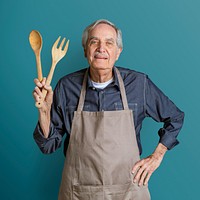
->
{"left": 29, "top": 30, "right": 43, "bottom": 81}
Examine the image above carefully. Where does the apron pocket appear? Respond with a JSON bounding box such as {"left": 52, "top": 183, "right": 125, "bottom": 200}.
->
{"left": 129, "top": 182, "right": 151, "bottom": 200}
{"left": 73, "top": 185, "right": 103, "bottom": 200}
{"left": 105, "top": 182, "right": 133, "bottom": 199}
{"left": 106, "top": 183, "right": 150, "bottom": 200}
{"left": 73, "top": 183, "right": 150, "bottom": 200}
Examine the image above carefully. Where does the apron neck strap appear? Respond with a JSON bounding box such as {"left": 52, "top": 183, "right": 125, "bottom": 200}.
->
{"left": 77, "top": 67, "right": 129, "bottom": 112}
{"left": 77, "top": 68, "right": 88, "bottom": 112}
{"left": 115, "top": 67, "right": 129, "bottom": 110}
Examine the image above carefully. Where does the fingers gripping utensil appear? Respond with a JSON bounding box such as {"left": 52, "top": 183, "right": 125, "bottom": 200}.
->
{"left": 29, "top": 30, "right": 43, "bottom": 81}
{"left": 35, "top": 36, "right": 69, "bottom": 108}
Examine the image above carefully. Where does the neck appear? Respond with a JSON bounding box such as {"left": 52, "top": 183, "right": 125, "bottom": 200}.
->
{"left": 89, "top": 68, "right": 113, "bottom": 83}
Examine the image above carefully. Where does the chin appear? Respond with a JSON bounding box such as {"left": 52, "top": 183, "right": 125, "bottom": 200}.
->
{"left": 90, "top": 62, "right": 112, "bottom": 70}
{"left": 91, "top": 65, "right": 113, "bottom": 71}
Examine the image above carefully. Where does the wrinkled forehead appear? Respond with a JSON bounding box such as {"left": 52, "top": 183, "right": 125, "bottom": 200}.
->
{"left": 88, "top": 23, "right": 118, "bottom": 40}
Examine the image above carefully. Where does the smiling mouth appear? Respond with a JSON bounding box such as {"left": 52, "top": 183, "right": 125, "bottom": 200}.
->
{"left": 94, "top": 53, "right": 108, "bottom": 60}
{"left": 95, "top": 57, "right": 108, "bottom": 60}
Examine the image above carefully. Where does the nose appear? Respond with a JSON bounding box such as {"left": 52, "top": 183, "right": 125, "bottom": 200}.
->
{"left": 97, "top": 41, "right": 105, "bottom": 53}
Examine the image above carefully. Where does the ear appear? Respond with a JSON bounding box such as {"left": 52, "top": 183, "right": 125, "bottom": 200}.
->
{"left": 116, "top": 48, "right": 123, "bottom": 61}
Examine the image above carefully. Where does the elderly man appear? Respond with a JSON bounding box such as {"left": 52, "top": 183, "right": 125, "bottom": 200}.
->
{"left": 33, "top": 19, "right": 184, "bottom": 199}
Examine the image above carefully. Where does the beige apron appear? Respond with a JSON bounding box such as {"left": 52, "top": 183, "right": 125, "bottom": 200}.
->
{"left": 58, "top": 68, "right": 150, "bottom": 200}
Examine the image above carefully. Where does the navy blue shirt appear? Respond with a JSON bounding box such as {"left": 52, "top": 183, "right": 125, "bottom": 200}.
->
{"left": 34, "top": 67, "right": 184, "bottom": 155}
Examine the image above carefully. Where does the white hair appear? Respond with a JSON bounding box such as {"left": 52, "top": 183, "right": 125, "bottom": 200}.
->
{"left": 82, "top": 19, "right": 123, "bottom": 50}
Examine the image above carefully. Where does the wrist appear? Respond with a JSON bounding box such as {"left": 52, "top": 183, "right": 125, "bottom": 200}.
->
{"left": 152, "top": 143, "right": 167, "bottom": 159}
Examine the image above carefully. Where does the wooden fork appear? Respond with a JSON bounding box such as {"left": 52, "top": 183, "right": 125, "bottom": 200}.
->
{"left": 36, "top": 36, "right": 69, "bottom": 108}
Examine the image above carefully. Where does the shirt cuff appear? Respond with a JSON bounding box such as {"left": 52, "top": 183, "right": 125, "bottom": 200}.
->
{"left": 159, "top": 132, "right": 180, "bottom": 150}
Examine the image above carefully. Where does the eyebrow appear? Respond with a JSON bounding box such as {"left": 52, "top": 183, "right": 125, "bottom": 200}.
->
{"left": 106, "top": 38, "right": 115, "bottom": 42}
{"left": 88, "top": 36, "right": 115, "bottom": 42}
{"left": 88, "top": 36, "right": 99, "bottom": 41}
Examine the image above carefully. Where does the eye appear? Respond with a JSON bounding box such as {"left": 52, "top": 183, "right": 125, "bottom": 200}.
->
{"left": 89, "top": 39, "right": 98, "bottom": 45}
{"left": 107, "top": 41, "right": 113, "bottom": 45}
{"left": 106, "top": 40, "right": 115, "bottom": 46}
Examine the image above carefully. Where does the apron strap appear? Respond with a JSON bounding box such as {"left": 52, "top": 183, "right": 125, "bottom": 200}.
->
{"left": 115, "top": 67, "right": 129, "bottom": 110}
{"left": 77, "top": 68, "right": 88, "bottom": 112}
{"left": 77, "top": 67, "right": 129, "bottom": 112}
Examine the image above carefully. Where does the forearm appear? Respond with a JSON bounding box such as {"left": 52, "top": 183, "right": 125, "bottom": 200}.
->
{"left": 152, "top": 143, "right": 168, "bottom": 160}
{"left": 33, "top": 78, "right": 54, "bottom": 138}
{"left": 145, "top": 76, "right": 185, "bottom": 150}
{"left": 38, "top": 109, "right": 51, "bottom": 138}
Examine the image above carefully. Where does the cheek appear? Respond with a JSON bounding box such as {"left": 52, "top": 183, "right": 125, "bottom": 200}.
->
{"left": 114, "top": 49, "right": 121, "bottom": 60}
{"left": 86, "top": 50, "right": 95, "bottom": 64}
{"left": 110, "top": 52, "right": 119, "bottom": 61}
{"left": 86, "top": 48, "right": 94, "bottom": 58}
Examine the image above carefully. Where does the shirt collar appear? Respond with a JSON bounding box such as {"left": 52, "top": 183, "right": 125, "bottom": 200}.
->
{"left": 87, "top": 66, "right": 120, "bottom": 90}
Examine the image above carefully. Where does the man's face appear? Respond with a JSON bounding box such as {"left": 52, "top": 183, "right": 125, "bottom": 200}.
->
{"left": 85, "top": 23, "right": 122, "bottom": 71}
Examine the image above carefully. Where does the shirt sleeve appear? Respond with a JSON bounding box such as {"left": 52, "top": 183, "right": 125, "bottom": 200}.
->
{"left": 33, "top": 82, "right": 66, "bottom": 154}
{"left": 144, "top": 76, "right": 185, "bottom": 150}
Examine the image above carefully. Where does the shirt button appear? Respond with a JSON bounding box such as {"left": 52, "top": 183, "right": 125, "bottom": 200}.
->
{"left": 92, "top": 87, "right": 96, "bottom": 90}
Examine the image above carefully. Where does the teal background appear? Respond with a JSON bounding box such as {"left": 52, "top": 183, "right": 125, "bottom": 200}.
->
{"left": 0, "top": 0, "right": 199, "bottom": 199}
